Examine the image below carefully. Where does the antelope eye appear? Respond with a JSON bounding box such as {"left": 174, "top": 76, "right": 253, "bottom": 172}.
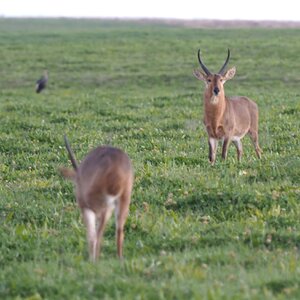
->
{"left": 207, "top": 79, "right": 211, "bottom": 82}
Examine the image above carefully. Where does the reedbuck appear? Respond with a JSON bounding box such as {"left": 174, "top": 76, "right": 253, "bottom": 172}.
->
{"left": 193, "top": 49, "right": 262, "bottom": 164}
{"left": 60, "top": 136, "right": 134, "bottom": 261}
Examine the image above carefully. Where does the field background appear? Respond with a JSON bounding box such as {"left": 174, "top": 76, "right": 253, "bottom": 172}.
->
{"left": 0, "top": 18, "right": 299, "bottom": 299}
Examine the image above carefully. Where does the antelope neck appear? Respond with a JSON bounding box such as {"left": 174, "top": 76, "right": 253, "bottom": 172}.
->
{"left": 204, "top": 95, "right": 226, "bottom": 137}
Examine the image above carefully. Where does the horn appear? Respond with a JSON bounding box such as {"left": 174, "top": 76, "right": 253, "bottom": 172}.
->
{"left": 197, "top": 49, "right": 212, "bottom": 76}
{"left": 218, "top": 49, "right": 231, "bottom": 75}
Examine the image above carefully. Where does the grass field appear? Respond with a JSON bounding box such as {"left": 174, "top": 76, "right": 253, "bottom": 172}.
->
{"left": 0, "top": 18, "right": 299, "bottom": 299}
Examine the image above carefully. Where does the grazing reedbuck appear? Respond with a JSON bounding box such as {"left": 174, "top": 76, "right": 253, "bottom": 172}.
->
{"left": 60, "top": 136, "right": 134, "bottom": 261}
{"left": 193, "top": 49, "right": 262, "bottom": 164}
{"left": 36, "top": 70, "right": 48, "bottom": 93}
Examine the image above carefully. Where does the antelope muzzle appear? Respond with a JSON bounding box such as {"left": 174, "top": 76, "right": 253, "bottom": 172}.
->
{"left": 213, "top": 86, "right": 220, "bottom": 95}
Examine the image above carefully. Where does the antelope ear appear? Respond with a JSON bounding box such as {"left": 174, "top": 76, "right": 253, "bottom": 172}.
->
{"left": 193, "top": 69, "right": 207, "bottom": 81}
{"left": 223, "top": 67, "right": 236, "bottom": 82}
{"left": 59, "top": 167, "right": 76, "bottom": 181}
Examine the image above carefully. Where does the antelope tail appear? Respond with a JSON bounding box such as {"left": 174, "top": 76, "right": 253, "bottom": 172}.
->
{"left": 64, "top": 135, "right": 79, "bottom": 171}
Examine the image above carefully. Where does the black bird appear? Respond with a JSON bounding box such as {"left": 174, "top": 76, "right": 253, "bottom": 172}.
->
{"left": 36, "top": 70, "right": 48, "bottom": 93}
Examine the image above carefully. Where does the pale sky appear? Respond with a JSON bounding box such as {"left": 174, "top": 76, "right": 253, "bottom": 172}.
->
{"left": 1, "top": 0, "right": 299, "bottom": 21}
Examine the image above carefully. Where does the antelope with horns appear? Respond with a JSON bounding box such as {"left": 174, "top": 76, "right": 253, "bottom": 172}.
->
{"left": 193, "top": 49, "right": 262, "bottom": 164}
{"left": 60, "top": 136, "right": 134, "bottom": 261}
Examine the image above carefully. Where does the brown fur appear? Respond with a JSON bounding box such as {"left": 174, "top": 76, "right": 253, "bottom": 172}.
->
{"left": 60, "top": 143, "right": 134, "bottom": 261}
{"left": 194, "top": 59, "right": 262, "bottom": 164}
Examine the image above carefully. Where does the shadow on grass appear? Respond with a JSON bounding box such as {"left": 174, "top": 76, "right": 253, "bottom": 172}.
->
{"left": 263, "top": 279, "right": 300, "bottom": 297}
{"left": 172, "top": 191, "right": 261, "bottom": 221}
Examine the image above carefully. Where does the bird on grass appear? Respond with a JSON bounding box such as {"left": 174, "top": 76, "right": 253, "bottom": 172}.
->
{"left": 36, "top": 70, "right": 48, "bottom": 93}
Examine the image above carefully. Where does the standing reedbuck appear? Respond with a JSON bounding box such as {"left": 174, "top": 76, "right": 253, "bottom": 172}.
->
{"left": 193, "top": 49, "right": 262, "bottom": 164}
{"left": 60, "top": 136, "right": 134, "bottom": 262}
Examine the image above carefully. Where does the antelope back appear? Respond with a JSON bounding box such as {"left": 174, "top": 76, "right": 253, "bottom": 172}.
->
{"left": 76, "top": 146, "right": 133, "bottom": 208}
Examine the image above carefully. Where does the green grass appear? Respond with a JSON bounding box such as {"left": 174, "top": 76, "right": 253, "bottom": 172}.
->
{"left": 0, "top": 18, "right": 299, "bottom": 299}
